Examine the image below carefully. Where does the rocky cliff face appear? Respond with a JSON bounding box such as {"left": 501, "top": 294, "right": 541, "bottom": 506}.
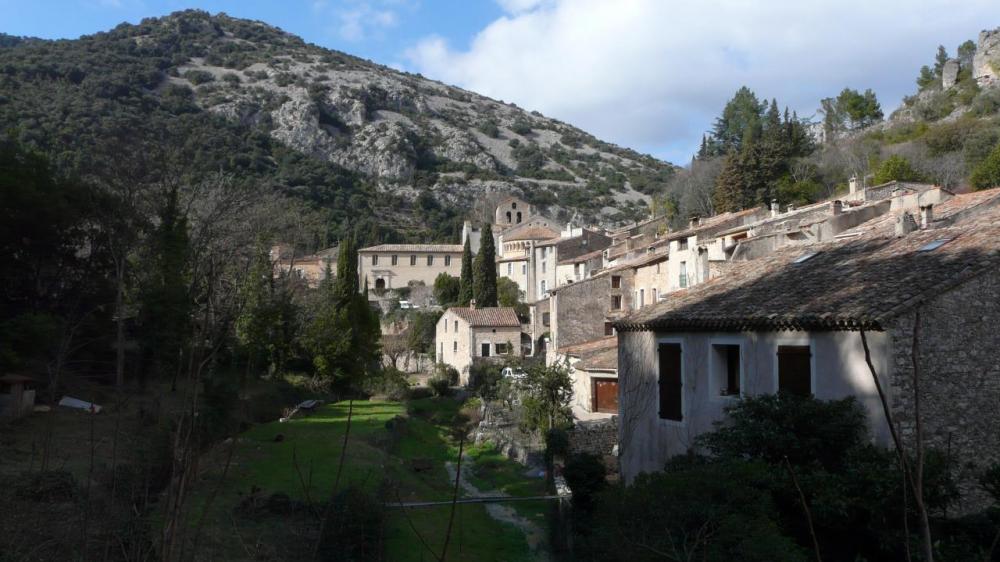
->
{"left": 973, "top": 28, "right": 1000, "bottom": 87}
{"left": 147, "top": 11, "right": 672, "bottom": 226}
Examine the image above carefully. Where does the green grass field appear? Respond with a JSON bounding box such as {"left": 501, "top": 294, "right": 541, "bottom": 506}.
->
{"left": 187, "top": 397, "right": 546, "bottom": 561}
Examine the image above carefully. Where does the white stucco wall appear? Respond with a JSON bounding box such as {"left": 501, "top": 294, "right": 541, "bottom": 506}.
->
{"left": 618, "top": 329, "right": 893, "bottom": 482}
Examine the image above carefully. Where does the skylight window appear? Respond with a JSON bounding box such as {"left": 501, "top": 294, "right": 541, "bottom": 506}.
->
{"left": 793, "top": 252, "right": 818, "bottom": 264}
{"left": 918, "top": 239, "right": 951, "bottom": 252}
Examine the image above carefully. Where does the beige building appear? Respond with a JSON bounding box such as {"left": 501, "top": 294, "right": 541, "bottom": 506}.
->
{"left": 359, "top": 244, "right": 464, "bottom": 291}
{"left": 435, "top": 307, "right": 523, "bottom": 384}
{"left": 270, "top": 244, "right": 338, "bottom": 288}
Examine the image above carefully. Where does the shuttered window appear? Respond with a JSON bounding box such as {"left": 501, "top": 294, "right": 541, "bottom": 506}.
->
{"left": 777, "top": 345, "right": 812, "bottom": 396}
{"left": 658, "top": 343, "right": 683, "bottom": 421}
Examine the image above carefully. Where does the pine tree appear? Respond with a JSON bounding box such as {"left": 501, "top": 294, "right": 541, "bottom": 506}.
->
{"left": 458, "top": 236, "right": 474, "bottom": 306}
{"left": 472, "top": 223, "right": 497, "bottom": 307}
{"left": 712, "top": 86, "right": 765, "bottom": 154}
{"left": 934, "top": 45, "right": 949, "bottom": 77}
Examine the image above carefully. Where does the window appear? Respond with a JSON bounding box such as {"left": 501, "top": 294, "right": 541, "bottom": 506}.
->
{"left": 611, "top": 275, "right": 622, "bottom": 289}
{"left": 444, "top": 320, "right": 448, "bottom": 332}
{"left": 495, "top": 342, "right": 510, "bottom": 355}
{"left": 440, "top": 342, "right": 443, "bottom": 357}
{"left": 604, "top": 322, "right": 615, "bottom": 336}
{"left": 410, "top": 255, "right": 416, "bottom": 266}
{"left": 712, "top": 344, "right": 741, "bottom": 397}
{"left": 639, "top": 289, "right": 645, "bottom": 308}
{"left": 507, "top": 263, "right": 512, "bottom": 275}
{"left": 540, "top": 280, "right": 547, "bottom": 294}
{"left": 522, "top": 264, "right": 527, "bottom": 275}
{"left": 611, "top": 295, "right": 622, "bottom": 310}
{"left": 391, "top": 255, "right": 398, "bottom": 266}
{"left": 679, "top": 261, "right": 688, "bottom": 288}
{"left": 777, "top": 345, "right": 812, "bottom": 396}
{"left": 542, "top": 261, "right": 546, "bottom": 274}
{"left": 445, "top": 255, "right": 451, "bottom": 266}
{"left": 481, "top": 342, "right": 491, "bottom": 357}
{"left": 512, "top": 202, "right": 517, "bottom": 209}
{"left": 372, "top": 255, "right": 378, "bottom": 266}
{"left": 678, "top": 239, "right": 688, "bottom": 251}
{"left": 652, "top": 288, "right": 658, "bottom": 303}
{"left": 427, "top": 255, "right": 434, "bottom": 266}
{"left": 516, "top": 211, "right": 522, "bottom": 223}
{"left": 656, "top": 262, "right": 661, "bottom": 274}
{"left": 658, "top": 342, "right": 683, "bottom": 421}
{"left": 454, "top": 320, "right": 458, "bottom": 332}
{"left": 542, "top": 312, "right": 550, "bottom": 327}
{"left": 453, "top": 341, "right": 458, "bottom": 352}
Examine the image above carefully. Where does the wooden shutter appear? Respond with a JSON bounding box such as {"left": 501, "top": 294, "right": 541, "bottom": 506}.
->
{"left": 658, "top": 343, "right": 683, "bottom": 421}
{"left": 778, "top": 345, "right": 811, "bottom": 396}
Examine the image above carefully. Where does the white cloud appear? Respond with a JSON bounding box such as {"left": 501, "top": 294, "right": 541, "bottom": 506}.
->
{"left": 333, "top": 2, "right": 400, "bottom": 42}
{"left": 406, "top": 0, "right": 998, "bottom": 163}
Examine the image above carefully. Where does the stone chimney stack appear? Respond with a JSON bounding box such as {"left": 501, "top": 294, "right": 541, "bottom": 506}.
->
{"left": 895, "top": 212, "right": 918, "bottom": 237}
{"left": 849, "top": 176, "right": 858, "bottom": 194}
{"left": 689, "top": 216, "right": 701, "bottom": 229}
{"left": 830, "top": 200, "right": 843, "bottom": 216}
{"left": 770, "top": 200, "right": 779, "bottom": 218}
{"left": 787, "top": 204, "right": 796, "bottom": 213}
{"left": 469, "top": 298, "right": 477, "bottom": 310}
{"left": 919, "top": 204, "right": 934, "bottom": 229}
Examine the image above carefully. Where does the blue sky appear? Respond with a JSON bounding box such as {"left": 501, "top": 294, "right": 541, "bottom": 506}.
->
{"left": 2, "top": 1, "right": 998, "bottom": 164}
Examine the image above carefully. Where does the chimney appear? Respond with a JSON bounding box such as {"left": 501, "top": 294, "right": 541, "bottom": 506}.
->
{"left": 895, "top": 212, "right": 918, "bottom": 237}
{"left": 849, "top": 176, "right": 858, "bottom": 194}
{"left": 469, "top": 298, "right": 477, "bottom": 310}
{"left": 770, "top": 200, "right": 779, "bottom": 218}
{"left": 830, "top": 200, "right": 843, "bottom": 216}
{"left": 689, "top": 216, "right": 701, "bottom": 229}
{"left": 787, "top": 204, "right": 795, "bottom": 213}
{"left": 919, "top": 204, "right": 934, "bottom": 229}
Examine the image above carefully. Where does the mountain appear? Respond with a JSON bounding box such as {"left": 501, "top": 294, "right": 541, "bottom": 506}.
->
{"left": 0, "top": 10, "right": 674, "bottom": 243}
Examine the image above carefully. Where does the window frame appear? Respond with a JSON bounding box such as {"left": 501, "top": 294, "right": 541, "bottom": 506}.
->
{"left": 372, "top": 255, "right": 378, "bottom": 266}
{"left": 655, "top": 337, "right": 686, "bottom": 426}
{"left": 772, "top": 337, "right": 816, "bottom": 396}
{"left": 391, "top": 254, "right": 398, "bottom": 266}
{"left": 427, "top": 255, "right": 434, "bottom": 266}
{"left": 708, "top": 337, "right": 745, "bottom": 401}
{"left": 410, "top": 255, "right": 417, "bottom": 266}
{"left": 445, "top": 255, "right": 451, "bottom": 266}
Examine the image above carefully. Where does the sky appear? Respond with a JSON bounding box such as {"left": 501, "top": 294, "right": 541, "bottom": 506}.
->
{"left": 2, "top": 0, "right": 998, "bottom": 164}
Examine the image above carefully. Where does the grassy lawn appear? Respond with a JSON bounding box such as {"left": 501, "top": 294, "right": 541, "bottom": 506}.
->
{"left": 188, "top": 396, "right": 544, "bottom": 561}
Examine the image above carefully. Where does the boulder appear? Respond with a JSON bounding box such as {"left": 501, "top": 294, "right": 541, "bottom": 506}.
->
{"left": 942, "top": 59, "right": 961, "bottom": 89}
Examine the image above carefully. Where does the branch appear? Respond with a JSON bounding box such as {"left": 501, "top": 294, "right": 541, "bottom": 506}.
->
{"left": 782, "top": 456, "right": 822, "bottom": 562}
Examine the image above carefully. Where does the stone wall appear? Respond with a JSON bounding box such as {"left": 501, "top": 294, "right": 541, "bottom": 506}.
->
{"left": 569, "top": 417, "right": 618, "bottom": 456}
{"left": 888, "top": 268, "right": 1000, "bottom": 513}
{"left": 552, "top": 270, "right": 634, "bottom": 351}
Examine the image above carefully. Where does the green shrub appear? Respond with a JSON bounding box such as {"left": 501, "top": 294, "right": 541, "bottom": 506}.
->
{"left": 923, "top": 118, "right": 978, "bottom": 155}
{"left": 428, "top": 375, "right": 452, "bottom": 397}
{"left": 873, "top": 154, "right": 923, "bottom": 185}
{"left": 467, "top": 362, "right": 502, "bottom": 398}
{"left": 963, "top": 125, "right": 1000, "bottom": 167}
{"left": 221, "top": 72, "right": 241, "bottom": 85}
{"left": 364, "top": 367, "right": 410, "bottom": 400}
{"left": 476, "top": 120, "right": 500, "bottom": 138}
{"left": 970, "top": 143, "right": 1000, "bottom": 190}
{"left": 183, "top": 69, "right": 215, "bottom": 85}
{"left": 407, "top": 386, "right": 433, "bottom": 400}
{"left": 510, "top": 118, "right": 532, "bottom": 135}
{"left": 563, "top": 453, "right": 607, "bottom": 512}
{"left": 971, "top": 87, "right": 1000, "bottom": 116}
{"left": 434, "top": 363, "right": 460, "bottom": 386}
{"left": 914, "top": 90, "right": 956, "bottom": 121}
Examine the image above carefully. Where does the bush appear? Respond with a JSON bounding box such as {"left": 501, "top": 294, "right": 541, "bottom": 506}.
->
{"left": 971, "top": 87, "right": 1000, "bottom": 116}
{"left": 315, "top": 485, "right": 384, "bottom": 561}
{"left": 545, "top": 427, "right": 570, "bottom": 459}
{"left": 476, "top": 120, "right": 500, "bottom": 138}
{"left": 873, "top": 154, "right": 923, "bottom": 185}
{"left": 428, "top": 375, "right": 452, "bottom": 397}
{"left": 183, "top": 69, "right": 215, "bottom": 85}
{"left": 467, "top": 362, "right": 502, "bottom": 398}
{"left": 434, "top": 363, "right": 459, "bottom": 386}
{"left": 970, "top": 142, "right": 1000, "bottom": 190}
{"left": 364, "top": 367, "right": 410, "bottom": 401}
{"left": 563, "top": 453, "right": 607, "bottom": 512}
{"left": 221, "top": 72, "right": 241, "bottom": 85}
{"left": 407, "top": 386, "right": 433, "bottom": 400}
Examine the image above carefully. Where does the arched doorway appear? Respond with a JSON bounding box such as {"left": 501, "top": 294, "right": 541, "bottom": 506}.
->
{"left": 375, "top": 278, "right": 386, "bottom": 290}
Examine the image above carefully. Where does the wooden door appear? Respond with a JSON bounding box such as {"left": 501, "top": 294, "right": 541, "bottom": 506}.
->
{"left": 593, "top": 378, "right": 619, "bottom": 414}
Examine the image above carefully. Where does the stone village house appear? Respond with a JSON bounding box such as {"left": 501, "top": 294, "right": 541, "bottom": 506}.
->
{"left": 613, "top": 189, "right": 1000, "bottom": 512}
{"left": 435, "top": 306, "right": 523, "bottom": 385}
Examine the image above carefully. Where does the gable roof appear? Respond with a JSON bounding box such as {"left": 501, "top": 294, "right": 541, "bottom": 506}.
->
{"left": 360, "top": 244, "right": 463, "bottom": 253}
{"left": 449, "top": 307, "right": 522, "bottom": 328}
{"left": 504, "top": 226, "right": 560, "bottom": 242}
{"left": 576, "top": 347, "right": 618, "bottom": 372}
{"left": 616, "top": 201, "right": 1000, "bottom": 333}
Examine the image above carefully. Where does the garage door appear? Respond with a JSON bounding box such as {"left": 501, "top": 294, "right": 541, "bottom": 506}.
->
{"left": 593, "top": 378, "right": 619, "bottom": 414}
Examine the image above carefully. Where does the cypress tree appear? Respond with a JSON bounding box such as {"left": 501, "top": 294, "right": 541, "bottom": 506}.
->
{"left": 458, "top": 236, "right": 474, "bottom": 306}
{"left": 333, "top": 235, "right": 358, "bottom": 306}
{"left": 472, "top": 223, "right": 497, "bottom": 307}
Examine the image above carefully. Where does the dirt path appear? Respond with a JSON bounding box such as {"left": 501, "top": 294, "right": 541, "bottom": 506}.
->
{"left": 445, "top": 458, "right": 550, "bottom": 561}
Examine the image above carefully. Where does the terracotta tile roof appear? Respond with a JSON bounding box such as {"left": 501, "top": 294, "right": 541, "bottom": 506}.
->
{"left": 616, "top": 202, "right": 1000, "bottom": 333}
{"left": 450, "top": 307, "right": 522, "bottom": 327}
{"left": 576, "top": 347, "right": 618, "bottom": 372}
{"left": 360, "top": 244, "right": 464, "bottom": 253}
{"left": 558, "top": 248, "right": 605, "bottom": 265}
{"left": 559, "top": 336, "right": 617, "bottom": 356}
{"left": 504, "top": 226, "right": 560, "bottom": 242}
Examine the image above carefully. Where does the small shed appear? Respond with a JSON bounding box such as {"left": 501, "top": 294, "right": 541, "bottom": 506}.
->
{"left": 0, "top": 374, "right": 37, "bottom": 419}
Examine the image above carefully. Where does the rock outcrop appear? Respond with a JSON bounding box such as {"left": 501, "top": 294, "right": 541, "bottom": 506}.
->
{"left": 973, "top": 28, "right": 1000, "bottom": 87}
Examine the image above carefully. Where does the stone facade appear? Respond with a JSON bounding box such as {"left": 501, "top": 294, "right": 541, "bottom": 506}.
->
{"left": 359, "top": 245, "right": 464, "bottom": 291}
{"left": 435, "top": 308, "right": 522, "bottom": 384}
{"left": 550, "top": 270, "right": 634, "bottom": 353}
{"left": 569, "top": 418, "right": 619, "bottom": 475}
{"left": 887, "top": 268, "right": 1000, "bottom": 513}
